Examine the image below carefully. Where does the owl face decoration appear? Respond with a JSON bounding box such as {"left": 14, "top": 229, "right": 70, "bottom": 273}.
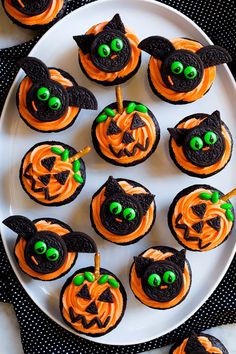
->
{"left": 12, "top": 0, "right": 52, "bottom": 15}
{"left": 18, "top": 57, "right": 97, "bottom": 123}
{"left": 3, "top": 215, "right": 97, "bottom": 275}
{"left": 73, "top": 14, "right": 131, "bottom": 73}
{"left": 100, "top": 177, "right": 155, "bottom": 236}
{"left": 168, "top": 111, "right": 225, "bottom": 167}
{"left": 134, "top": 249, "right": 186, "bottom": 302}
{"left": 138, "top": 36, "right": 232, "bottom": 93}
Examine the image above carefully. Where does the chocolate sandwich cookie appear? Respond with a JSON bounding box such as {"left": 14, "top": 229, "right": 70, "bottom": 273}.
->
{"left": 60, "top": 266, "right": 127, "bottom": 336}
{"left": 92, "top": 100, "right": 160, "bottom": 167}
{"left": 17, "top": 57, "right": 97, "bottom": 132}
{"left": 19, "top": 141, "right": 90, "bottom": 206}
{"left": 138, "top": 36, "right": 231, "bottom": 104}
{"left": 168, "top": 111, "right": 233, "bottom": 178}
{"left": 168, "top": 185, "right": 235, "bottom": 252}
{"left": 2, "top": 0, "right": 67, "bottom": 30}
{"left": 129, "top": 246, "right": 192, "bottom": 309}
{"left": 90, "top": 176, "right": 156, "bottom": 245}
{"left": 73, "top": 14, "right": 141, "bottom": 86}
{"left": 169, "top": 332, "right": 229, "bottom": 354}
{"left": 2, "top": 215, "right": 97, "bottom": 281}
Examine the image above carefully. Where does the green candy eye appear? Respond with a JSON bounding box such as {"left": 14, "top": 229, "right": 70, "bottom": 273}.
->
{"left": 110, "top": 38, "right": 123, "bottom": 52}
{"left": 204, "top": 131, "right": 218, "bottom": 145}
{"left": 34, "top": 241, "right": 47, "bottom": 255}
{"left": 148, "top": 273, "right": 161, "bottom": 287}
{"left": 37, "top": 87, "right": 50, "bottom": 101}
{"left": 98, "top": 44, "right": 111, "bottom": 58}
{"left": 171, "top": 61, "right": 183, "bottom": 75}
{"left": 184, "top": 66, "right": 197, "bottom": 79}
{"left": 123, "top": 207, "right": 136, "bottom": 221}
{"left": 163, "top": 270, "right": 176, "bottom": 284}
{"left": 46, "top": 248, "right": 59, "bottom": 262}
{"left": 109, "top": 202, "right": 122, "bottom": 215}
{"left": 189, "top": 136, "right": 203, "bottom": 151}
{"left": 48, "top": 97, "right": 61, "bottom": 110}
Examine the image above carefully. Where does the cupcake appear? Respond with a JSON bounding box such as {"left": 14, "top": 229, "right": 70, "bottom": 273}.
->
{"left": 138, "top": 36, "right": 231, "bottom": 104}
{"left": 2, "top": 0, "right": 67, "bottom": 30}
{"left": 169, "top": 332, "right": 229, "bottom": 354}
{"left": 2, "top": 215, "right": 97, "bottom": 281}
{"left": 90, "top": 176, "right": 156, "bottom": 245}
{"left": 168, "top": 111, "right": 233, "bottom": 178}
{"left": 19, "top": 141, "right": 91, "bottom": 206}
{"left": 17, "top": 57, "right": 97, "bottom": 133}
{"left": 129, "top": 246, "right": 192, "bottom": 309}
{"left": 92, "top": 86, "right": 160, "bottom": 167}
{"left": 60, "top": 252, "right": 127, "bottom": 336}
{"left": 73, "top": 14, "right": 141, "bottom": 86}
{"left": 168, "top": 185, "right": 235, "bottom": 252}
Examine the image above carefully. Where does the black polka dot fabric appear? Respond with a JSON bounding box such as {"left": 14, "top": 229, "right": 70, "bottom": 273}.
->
{"left": 0, "top": 1, "right": 236, "bottom": 353}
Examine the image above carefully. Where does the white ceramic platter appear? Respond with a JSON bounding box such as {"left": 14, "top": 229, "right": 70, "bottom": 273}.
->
{"left": 1, "top": 0, "right": 236, "bottom": 346}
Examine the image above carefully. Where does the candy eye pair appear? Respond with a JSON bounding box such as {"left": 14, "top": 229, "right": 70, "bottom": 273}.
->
{"left": 148, "top": 271, "right": 176, "bottom": 287}
{"left": 98, "top": 38, "right": 124, "bottom": 58}
{"left": 36, "top": 87, "right": 62, "bottom": 111}
{"left": 34, "top": 241, "right": 59, "bottom": 261}
{"left": 190, "top": 131, "right": 218, "bottom": 151}
{"left": 109, "top": 201, "right": 136, "bottom": 221}
{"left": 171, "top": 61, "right": 197, "bottom": 80}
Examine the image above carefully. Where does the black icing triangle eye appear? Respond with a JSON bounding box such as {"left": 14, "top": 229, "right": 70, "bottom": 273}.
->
{"left": 122, "top": 131, "right": 135, "bottom": 144}
{"left": 38, "top": 174, "right": 51, "bottom": 186}
{"left": 85, "top": 301, "right": 98, "bottom": 314}
{"left": 98, "top": 288, "right": 114, "bottom": 303}
{"left": 76, "top": 284, "right": 91, "bottom": 300}
{"left": 106, "top": 120, "right": 122, "bottom": 135}
{"left": 191, "top": 203, "right": 207, "bottom": 219}
{"left": 206, "top": 216, "right": 221, "bottom": 231}
{"left": 130, "top": 113, "right": 146, "bottom": 130}
{"left": 53, "top": 171, "right": 70, "bottom": 185}
{"left": 41, "top": 156, "right": 56, "bottom": 171}
{"left": 192, "top": 221, "right": 204, "bottom": 233}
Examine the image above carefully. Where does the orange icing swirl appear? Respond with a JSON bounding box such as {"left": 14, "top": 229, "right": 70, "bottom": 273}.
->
{"left": 18, "top": 69, "right": 80, "bottom": 132}
{"left": 21, "top": 143, "right": 83, "bottom": 205}
{"left": 79, "top": 22, "right": 141, "bottom": 82}
{"left": 61, "top": 273, "right": 124, "bottom": 335}
{"left": 91, "top": 180, "right": 155, "bottom": 244}
{"left": 95, "top": 108, "right": 157, "bottom": 164}
{"left": 3, "top": 0, "right": 64, "bottom": 26}
{"left": 170, "top": 116, "right": 232, "bottom": 176}
{"left": 130, "top": 248, "right": 191, "bottom": 309}
{"left": 173, "top": 336, "right": 223, "bottom": 353}
{"left": 149, "top": 38, "right": 216, "bottom": 102}
{"left": 172, "top": 187, "right": 233, "bottom": 251}
{"left": 15, "top": 219, "right": 76, "bottom": 280}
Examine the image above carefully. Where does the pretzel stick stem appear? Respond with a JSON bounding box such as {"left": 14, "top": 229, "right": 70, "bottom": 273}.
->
{"left": 69, "top": 146, "right": 91, "bottom": 162}
{"left": 94, "top": 252, "right": 100, "bottom": 279}
{"left": 222, "top": 188, "right": 236, "bottom": 202}
{"left": 116, "top": 85, "right": 123, "bottom": 114}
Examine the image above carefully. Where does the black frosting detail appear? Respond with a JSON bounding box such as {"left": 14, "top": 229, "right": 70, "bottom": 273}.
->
{"left": 131, "top": 113, "right": 146, "bottom": 130}
{"left": 197, "top": 45, "right": 232, "bottom": 68}
{"left": 62, "top": 232, "right": 97, "bottom": 253}
{"left": 38, "top": 174, "right": 51, "bottom": 186}
{"left": 122, "top": 131, "right": 135, "bottom": 144}
{"left": 98, "top": 288, "right": 114, "bottom": 303}
{"left": 85, "top": 301, "right": 98, "bottom": 315}
{"left": 106, "top": 119, "right": 122, "bottom": 135}
{"left": 103, "top": 14, "right": 126, "bottom": 33}
{"left": 192, "top": 221, "right": 204, "bottom": 234}
{"left": 138, "top": 36, "right": 175, "bottom": 60}
{"left": 108, "top": 138, "right": 149, "bottom": 158}
{"left": 134, "top": 256, "right": 155, "bottom": 278}
{"left": 53, "top": 171, "right": 70, "bottom": 185}
{"left": 69, "top": 307, "right": 110, "bottom": 329}
{"left": 191, "top": 203, "right": 207, "bottom": 219}
{"left": 41, "top": 156, "right": 56, "bottom": 172}
{"left": 2, "top": 215, "right": 37, "bottom": 240}
{"left": 206, "top": 216, "right": 221, "bottom": 231}
{"left": 73, "top": 34, "right": 96, "bottom": 54}
{"left": 77, "top": 284, "right": 91, "bottom": 300}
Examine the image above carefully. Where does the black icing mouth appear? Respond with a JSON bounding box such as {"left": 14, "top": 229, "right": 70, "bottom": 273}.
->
{"left": 12, "top": 0, "right": 52, "bottom": 15}
{"left": 108, "top": 137, "right": 149, "bottom": 158}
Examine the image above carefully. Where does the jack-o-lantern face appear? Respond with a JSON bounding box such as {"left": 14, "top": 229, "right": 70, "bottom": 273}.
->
{"left": 168, "top": 185, "right": 235, "bottom": 252}
{"left": 2, "top": 215, "right": 97, "bottom": 280}
{"left": 12, "top": 0, "right": 51, "bottom": 15}
{"left": 20, "top": 141, "right": 87, "bottom": 206}
{"left": 92, "top": 100, "right": 160, "bottom": 166}
{"left": 60, "top": 267, "right": 127, "bottom": 336}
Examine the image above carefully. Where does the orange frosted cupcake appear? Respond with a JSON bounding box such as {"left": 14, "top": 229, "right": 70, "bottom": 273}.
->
{"left": 73, "top": 14, "right": 141, "bottom": 86}
{"left": 138, "top": 36, "right": 231, "bottom": 104}
{"left": 130, "top": 246, "right": 192, "bottom": 309}
{"left": 2, "top": 215, "right": 97, "bottom": 281}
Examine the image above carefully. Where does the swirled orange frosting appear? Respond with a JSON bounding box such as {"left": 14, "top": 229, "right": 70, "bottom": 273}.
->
{"left": 170, "top": 116, "right": 232, "bottom": 175}
{"left": 3, "top": 0, "right": 64, "bottom": 25}
{"left": 79, "top": 22, "right": 141, "bottom": 82}
{"left": 95, "top": 109, "right": 157, "bottom": 164}
{"left": 61, "top": 273, "right": 124, "bottom": 334}
{"left": 91, "top": 180, "right": 155, "bottom": 244}
{"left": 172, "top": 336, "right": 222, "bottom": 353}
{"left": 149, "top": 38, "right": 216, "bottom": 102}
{"left": 130, "top": 248, "right": 191, "bottom": 309}
{"left": 18, "top": 69, "right": 80, "bottom": 132}
{"left": 21, "top": 143, "right": 83, "bottom": 204}
{"left": 15, "top": 219, "right": 76, "bottom": 280}
{"left": 172, "top": 188, "right": 233, "bottom": 251}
